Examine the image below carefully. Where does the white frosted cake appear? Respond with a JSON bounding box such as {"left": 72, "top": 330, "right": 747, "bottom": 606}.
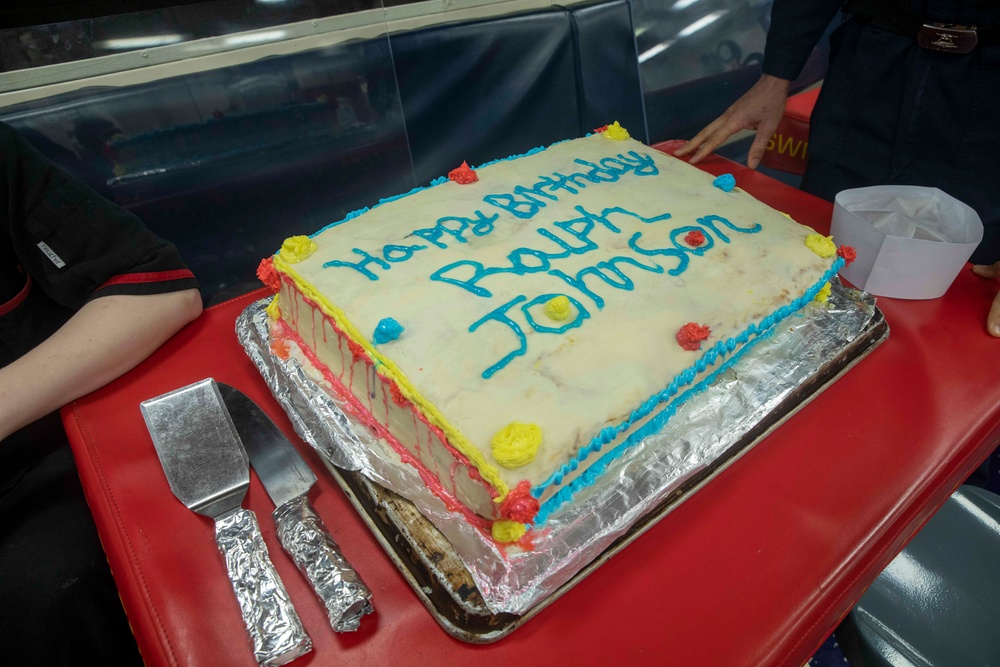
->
{"left": 258, "top": 124, "right": 849, "bottom": 544}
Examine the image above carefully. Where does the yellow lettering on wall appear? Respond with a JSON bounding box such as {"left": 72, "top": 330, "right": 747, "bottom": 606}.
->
{"left": 769, "top": 133, "right": 808, "bottom": 159}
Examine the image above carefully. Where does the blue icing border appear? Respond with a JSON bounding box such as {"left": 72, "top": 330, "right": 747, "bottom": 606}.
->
{"left": 531, "top": 256, "right": 845, "bottom": 526}
{"left": 304, "top": 139, "right": 574, "bottom": 239}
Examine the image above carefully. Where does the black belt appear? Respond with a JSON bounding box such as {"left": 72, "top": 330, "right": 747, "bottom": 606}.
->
{"left": 845, "top": 0, "right": 1000, "bottom": 53}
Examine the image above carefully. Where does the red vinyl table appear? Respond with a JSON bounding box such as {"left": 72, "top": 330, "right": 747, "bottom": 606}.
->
{"left": 63, "top": 146, "right": 1000, "bottom": 667}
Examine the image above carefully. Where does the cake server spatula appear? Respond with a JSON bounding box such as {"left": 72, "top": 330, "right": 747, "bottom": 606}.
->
{"left": 218, "top": 383, "right": 374, "bottom": 632}
{"left": 140, "top": 378, "right": 311, "bottom": 666}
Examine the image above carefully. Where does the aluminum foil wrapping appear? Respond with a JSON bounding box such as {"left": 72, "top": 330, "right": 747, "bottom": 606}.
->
{"left": 237, "top": 281, "right": 880, "bottom": 616}
{"left": 215, "top": 508, "right": 312, "bottom": 666}
{"left": 273, "top": 495, "right": 375, "bottom": 631}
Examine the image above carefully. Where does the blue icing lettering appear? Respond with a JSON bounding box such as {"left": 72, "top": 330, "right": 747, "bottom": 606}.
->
{"left": 618, "top": 150, "right": 659, "bottom": 176}
{"left": 383, "top": 244, "right": 426, "bottom": 262}
{"left": 547, "top": 221, "right": 600, "bottom": 253}
{"left": 697, "top": 214, "right": 762, "bottom": 243}
{"left": 482, "top": 192, "right": 542, "bottom": 219}
{"left": 483, "top": 152, "right": 660, "bottom": 220}
{"left": 409, "top": 211, "right": 501, "bottom": 250}
{"left": 514, "top": 183, "right": 560, "bottom": 204}
{"left": 430, "top": 260, "right": 494, "bottom": 297}
{"left": 323, "top": 248, "right": 390, "bottom": 280}
{"left": 549, "top": 255, "right": 663, "bottom": 309}
{"left": 628, "top": 232, "right": 690, "bottom": 275}
{"left": 373, "top": 318, "right": 404, "bottom": 344}
{"left": 430, "top": 225, "right": 581, "bottom": 297}
{"left": 628, "top": 224, "right": 719, "bottom": 275}
{"left": 538, "top": 173, "right": 583, "bottom": 195}
{"left": 572, "top": 159, "right": 621, "bottom": 183}
{"left": 469, "top": 293, "right": 593, "bottom": 378}
{"left": 431, "top": 245, "right": 560, "bottom": 297}
{"left": 469, "top": 296, "right": 528, "bottom": 379}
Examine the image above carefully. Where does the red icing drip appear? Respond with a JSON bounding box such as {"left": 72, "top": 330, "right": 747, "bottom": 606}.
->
{"left": 684, "top": 230, "right": 707, "bottom": 247}
{"left": 257, "top": 257, "right": 281, "bottom": 292}
{"left": 593, "top": 124, "right": 609, "bottom": 134}
{"left": 273, "top": 281, "right": 501, "bottom": 516}
{"left": 676, "top": 322, "right": 711, "bottom": 351}
{"left": 448, "top": 161, "right": 478, "bottom": 184}
{"left": 499, "top": 480, "right": 540, "bottom": 523}
{"left": 837, "top": 245, "right": 857, "bottom": 266}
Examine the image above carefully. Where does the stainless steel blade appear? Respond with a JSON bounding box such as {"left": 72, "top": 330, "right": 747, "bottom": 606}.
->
{"left": 140, "top": 378, "right": 249, "bottom": 518}
{"left": 218, "top": 383, "right": 316, "bottom": 508}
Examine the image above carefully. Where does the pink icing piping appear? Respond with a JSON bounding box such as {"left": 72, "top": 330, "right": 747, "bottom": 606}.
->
{"left": 276, "top": 278, "right": 499, "bottom": 530}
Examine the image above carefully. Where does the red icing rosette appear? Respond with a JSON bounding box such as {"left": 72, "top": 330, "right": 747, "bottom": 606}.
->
{"left": 837, "top": 245, "right": 857, "bottom": 266}
{"left": 448, "top": 161, "right": 478, "bottom": 184}
{"left": 256, "top": 257, "right": 281, "bottom": 292}
{"left": 685, "top": 230, "right": 707, "bottom": 247}
{"left": 676, "top": 322, "right": 711, "bottom": 351}
{"left": 593, "top": 124, "right": 609, "bottom": 134}
{"left": 500, "top": 480, "right": 540, "bottom": 524}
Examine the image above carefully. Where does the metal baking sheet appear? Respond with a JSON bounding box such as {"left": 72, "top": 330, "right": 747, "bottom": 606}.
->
{"left": 316, "top": 307, "right": 887, "bottom": 643}
{"left": 237, "top": 281, "right": 887, "bottom": 642}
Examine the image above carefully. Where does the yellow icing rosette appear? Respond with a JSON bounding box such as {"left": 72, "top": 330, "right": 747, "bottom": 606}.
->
{"left": 265, "top": 294, "right": 281, "bottom": 319}
{"left": 805, "top": 233, "right": 837, "bottom": 258}
{"left": 814, "top": 282, "right": 832, "bottom": 302}
{"left": 544, "top": 295, "right": 572, "bottom": 321}
{"left": 604, "top": 120, "right": 630, "bottom": 141}
{"left": 280, "top": 235, "right": 318, "bottom": 263}
{"left": 492, "top": 520, "right": 527, "bottom": 543}
{"left": 491, "top": 422, "right": 542, "bottom": 469}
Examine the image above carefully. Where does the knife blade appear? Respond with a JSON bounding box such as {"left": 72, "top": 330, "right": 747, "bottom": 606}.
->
{"left": 219, "top": 383, "right": 374, "bottom": 632}
{"left": 140, "top": 378, "right": 311, "bottom": 666}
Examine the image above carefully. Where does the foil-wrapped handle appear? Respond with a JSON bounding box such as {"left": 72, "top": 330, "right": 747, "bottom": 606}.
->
{"left": 273, "top": 495, "right": 374, "bottom": 631}
{"left": 215, "top": 508, "right": 312, "bottom": 665}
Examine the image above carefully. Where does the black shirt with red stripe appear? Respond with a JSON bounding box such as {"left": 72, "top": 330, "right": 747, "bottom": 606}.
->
{"left": 1, "top": 120, "right": 198, "bottom": 366}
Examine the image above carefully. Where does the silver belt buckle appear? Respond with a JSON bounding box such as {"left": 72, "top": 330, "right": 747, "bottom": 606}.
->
{"left": 918, "top": 23, "right": 978, "bottom": 53}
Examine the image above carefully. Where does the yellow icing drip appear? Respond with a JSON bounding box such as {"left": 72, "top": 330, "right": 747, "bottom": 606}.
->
{"left": 265, "top": 294, "right": 281, "bottom": 319}
{"left": 492, "top": 520, "right": 527, "bottom": 543}
{"left": 544, "top": 295, "right": 572, "bottom": 321}
{"left": 805, "top": 233, "right": 837, "bottom": 258}
{"left": 280, "top": 236, "right": 318, "bottom": 263}
{"left": 491, "top": 422, "right": 543, "bottom": 469}
{"left": 274, "top": 255, "right": 512, "bottom": 500}
{"left": 814, "top": 282, "right": 832, "bottom": 302}
{"left": 604, "top": 121, "right": 630, "bottom": 141}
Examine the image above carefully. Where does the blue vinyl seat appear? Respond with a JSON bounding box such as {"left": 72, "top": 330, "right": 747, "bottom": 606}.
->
{"left": 836, "top": 485, "right": 1000, "bottom": 666}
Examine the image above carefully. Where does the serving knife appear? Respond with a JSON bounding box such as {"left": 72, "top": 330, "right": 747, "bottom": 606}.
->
{"left": 219, "top": 383, "right": 374, "bottom": 632}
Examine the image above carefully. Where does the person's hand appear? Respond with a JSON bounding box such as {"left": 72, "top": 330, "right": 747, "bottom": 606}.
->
{"left": 675, "top": 74, "right": 792, "bottom": 168}
{"left": 972, "top": 262, "right": 1000, "bottom": 337}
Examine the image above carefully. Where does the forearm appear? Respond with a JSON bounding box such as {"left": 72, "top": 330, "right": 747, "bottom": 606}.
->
{"left": 0, "top": 289, "right": 202, "bottom": 441}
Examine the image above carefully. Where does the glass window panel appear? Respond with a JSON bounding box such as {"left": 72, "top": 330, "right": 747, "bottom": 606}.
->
{"left": 0, "top": 1, "right": 385, "bottom": 72}
{"left": 1, "top": 0, "right": 417, "bottom": 304}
